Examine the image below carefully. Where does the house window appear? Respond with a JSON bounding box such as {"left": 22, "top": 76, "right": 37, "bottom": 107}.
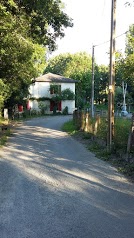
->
{"left": 50, "top": 84, "right": 61, "bottom": 94}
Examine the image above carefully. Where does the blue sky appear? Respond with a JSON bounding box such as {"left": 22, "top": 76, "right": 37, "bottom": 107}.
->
{"left": 51, "top": 0, "right": 134, "bottom": 65}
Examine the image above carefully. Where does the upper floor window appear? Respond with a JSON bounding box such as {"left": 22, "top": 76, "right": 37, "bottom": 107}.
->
{"left": 50, "top": 84, "right": 61, "bottom": 94}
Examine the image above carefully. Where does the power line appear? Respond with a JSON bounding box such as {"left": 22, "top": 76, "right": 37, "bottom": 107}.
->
{"left": 93, "top": 31, "right": 128, "bottom": 48}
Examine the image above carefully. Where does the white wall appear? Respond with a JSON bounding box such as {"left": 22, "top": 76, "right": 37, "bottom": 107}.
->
{"left": 61, "top": 83, "right": 75, "bottom": 93}
{"left": 29, "top": 100, "right": 39, "bottom": 110}
{"left": 62, "top": 100, "right": 75, "bottom": 114}
{"left": 29, "top": 82, "right": 50, "bottom": 98}
{"left": 29, "top": 82, "right": 75, "bottom": 98}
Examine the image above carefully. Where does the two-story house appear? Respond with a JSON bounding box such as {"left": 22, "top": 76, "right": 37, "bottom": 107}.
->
{"left": 29, "top": 73, "right": 77, "bottom": 114}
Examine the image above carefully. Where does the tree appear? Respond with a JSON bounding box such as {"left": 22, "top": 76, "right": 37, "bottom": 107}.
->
{"left": 116, "top": 24, "right": 134, "bottom": 100}
{"left": 125, "top": 24, "right": 134, "bottom": 55}
{"left": 1, "top": 3, "right": 45, "bottom": 107}
{"left": 0, "top": 79, "right": 9, "bottom": 114}
{"left": 0, "top": 0, "right": 73, "bottom": 111}
{"left": 1, "top": 0, "right": 73, "bottom": 51}
{"left": 94, "top": 65, "right": 109, "bottom": 104}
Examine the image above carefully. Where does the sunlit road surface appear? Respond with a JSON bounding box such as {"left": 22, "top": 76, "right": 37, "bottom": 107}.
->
{"left": 0, "top": 116, "right": 134, "bottom": 238}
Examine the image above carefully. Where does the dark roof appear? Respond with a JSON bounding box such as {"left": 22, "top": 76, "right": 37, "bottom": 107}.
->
{"left": 35, "top": 73, "right": 77, "bottom": 83}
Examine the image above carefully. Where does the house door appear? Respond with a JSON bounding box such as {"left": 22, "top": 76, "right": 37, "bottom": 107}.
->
{"left": 50, "top": 101, "right": 61, "bottom": 112}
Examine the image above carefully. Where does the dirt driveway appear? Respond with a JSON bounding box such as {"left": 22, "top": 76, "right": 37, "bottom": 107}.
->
{"left": 0, "top": 116, "right": 134, "bottom": 238}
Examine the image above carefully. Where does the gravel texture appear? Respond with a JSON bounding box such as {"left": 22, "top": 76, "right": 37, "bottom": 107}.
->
{"left": 0, "top": 115, "right": 134, "bottom": 238}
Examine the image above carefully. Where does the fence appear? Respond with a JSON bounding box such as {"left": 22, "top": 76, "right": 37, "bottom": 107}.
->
{"left": 73, "top": 110, "right": 134, "bottom": 159}
{"left": 73, "top": 110, "right": 107, "bottom": 146}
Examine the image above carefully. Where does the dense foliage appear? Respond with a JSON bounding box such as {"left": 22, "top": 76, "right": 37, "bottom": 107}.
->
{"left": 0, "top": 0, "right": 73, "bottom": 110}
{"left": 115, "top": 24, "right": 134, "bottom": 105}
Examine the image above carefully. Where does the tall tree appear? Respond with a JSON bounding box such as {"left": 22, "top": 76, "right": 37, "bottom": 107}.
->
{"left": 116, "top": 24, "right": 134, "bottom": 100}
{"left": 94, "top": 65, "right": 109, "bottom": 104}
{"left": 1, "top": 3, "right": 45, "bottom": 107}
{"left": 0, "top": 0, "right": 73, "bottom": 109}
{"left": 1, "top": 0, "right": 73, "bottom": 51}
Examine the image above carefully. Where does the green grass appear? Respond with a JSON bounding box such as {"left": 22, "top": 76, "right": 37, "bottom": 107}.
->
{"left": 0, "top": 128, "right": 11, "bottom": 147}
{"left": 0, "top": 117, "right": 11, "bottom": 147}
{"left": 95, "top": 104, "right": 107, "bottom": 111}
{"left": 0, "top": 135, "right": 8, "bottom": 146}
{"left": 61, "top": 120, "right": 78, "bottom": 135}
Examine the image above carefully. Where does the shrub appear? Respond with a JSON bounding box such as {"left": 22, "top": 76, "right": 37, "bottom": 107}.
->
{"left": 96, "top": 118, "right": 107, "bottom": 141}
{"left": 114, "top": 118, "right": 131, "bottom": 152}
{"left": 61, "top": 88, "right": 75, "bottom": 100}
{"left": 62, "top": 106, "right": 68, "bottom": 115}
{"left": 31, "top": 109, "right": 38, "bottom": 116}
{"left": 38, "top": 102, "right": 48, "bottom": 115}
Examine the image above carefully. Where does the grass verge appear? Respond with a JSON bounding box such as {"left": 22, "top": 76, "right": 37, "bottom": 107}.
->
{"left": 62, "top": 119, "right": 134, "bottom": 182}
{"left": 61, "top": 120, "right": 78, "bottom": 135}
{"left": 0, "top": 118, "right": 12, "bottom": 147}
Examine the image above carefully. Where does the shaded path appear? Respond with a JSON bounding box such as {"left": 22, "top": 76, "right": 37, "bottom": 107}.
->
{"left": 0, "top": 116, "right": 134, "bottom": 238}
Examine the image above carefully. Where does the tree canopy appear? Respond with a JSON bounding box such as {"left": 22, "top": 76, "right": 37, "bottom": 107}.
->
{"left": 1, "top": 0, "right": 73, "bottom": 51}
{"left": 0, "top": 0, "right": 73, "bottom": 110}
{"left": 115, "top": 24, "right": 134, "bottom": 101}
{"left": 44, "top": 52, "right": 92, "bottom": 107}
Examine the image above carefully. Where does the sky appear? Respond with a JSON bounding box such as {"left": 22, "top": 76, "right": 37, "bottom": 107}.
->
{"left": 50, "top": 0, "right": 134, "bottom": 65}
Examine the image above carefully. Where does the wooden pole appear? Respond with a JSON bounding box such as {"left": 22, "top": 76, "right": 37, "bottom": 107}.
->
{"left": 108, "top": 0, "right": 116, "bottom": 151}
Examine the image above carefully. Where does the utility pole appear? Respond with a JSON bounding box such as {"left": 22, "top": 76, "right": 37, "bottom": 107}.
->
{"left": 91, "top": 45, "right": 95, "bottom": 118}
{"left": 108, "top": 0, "right": 116, "bottom": 151}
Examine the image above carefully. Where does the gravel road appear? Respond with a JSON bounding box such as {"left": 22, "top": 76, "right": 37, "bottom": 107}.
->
{"left": 0, "top": 116, "right": 134, "bottom": 238}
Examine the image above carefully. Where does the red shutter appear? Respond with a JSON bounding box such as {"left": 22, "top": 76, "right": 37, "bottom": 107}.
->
{"left": 18, "top": 105, "right": 23, "bottom": 112}
{"left": 58, "top": 101, "right": 61, "bottom": 111}
{"left": 27, "top": 101, "right": 31, "bottom": 110}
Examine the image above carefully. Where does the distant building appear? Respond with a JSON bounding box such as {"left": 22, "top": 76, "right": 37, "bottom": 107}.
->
{"left": 29, "top": 73, "right": 77, "bottom": 114}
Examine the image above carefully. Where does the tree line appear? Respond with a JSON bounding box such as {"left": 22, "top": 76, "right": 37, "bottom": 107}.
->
{"left": 45, "top": 25, "right": 134, "bottom": 110}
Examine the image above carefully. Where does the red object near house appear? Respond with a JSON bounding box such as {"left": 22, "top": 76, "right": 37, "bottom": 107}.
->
{"left": 27, "top": 101, "right": 31, "bottom": 110}
{"left": 18, "top": 105, "right": 23, "bottom": 112}
{"left": 58, "top": 101, "right": 61, "bottom": 111}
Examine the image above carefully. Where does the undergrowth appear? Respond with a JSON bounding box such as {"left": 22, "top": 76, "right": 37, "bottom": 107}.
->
{"left": 62, "top": 120, "right": 78, "bottom": 135}
{"left": 63, "top": 119, "right": 134, "bottom": 182}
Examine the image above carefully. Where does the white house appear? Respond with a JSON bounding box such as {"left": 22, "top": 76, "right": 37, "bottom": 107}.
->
{"left": 29, "top": 73, "right": 77, "bottom": 114}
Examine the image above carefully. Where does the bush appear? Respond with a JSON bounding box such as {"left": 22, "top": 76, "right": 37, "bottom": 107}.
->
{"left": 31, "top": 109, "right": 38, "bottom": 116}
{"left": 114, "top": 118, "right": 131, "bottom": 152}
{"left": 96, "top": 118, "right": 107, "bottom": 141}
{"left": 62, "top": 106, "right": 68, "bottom": 115}
{"left": 38, "top": 102, "right": 48, "bottom": 115}
{"left": 23, "top": 110, "right": 31, "bottom": 118}
{"left": 73, "top": 111, "right": 132, "bottom": 154}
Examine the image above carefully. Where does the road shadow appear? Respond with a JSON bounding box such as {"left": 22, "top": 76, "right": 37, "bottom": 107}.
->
{"left": 0, "top": 116, "right": 134, "bottom": 238}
